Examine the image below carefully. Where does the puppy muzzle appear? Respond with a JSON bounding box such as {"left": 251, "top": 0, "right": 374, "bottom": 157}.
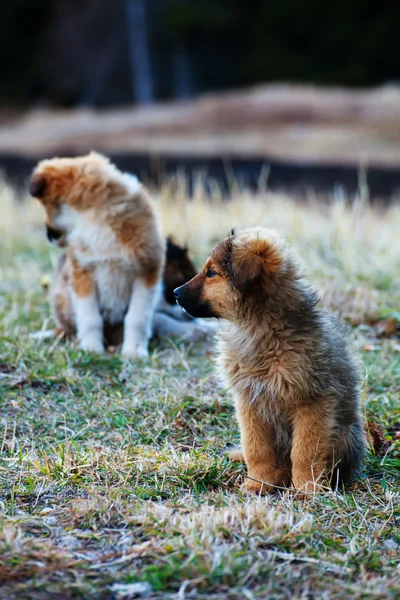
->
{"left": 174, "top": 283, "right": 216, "bottom": 319}
{"left": 46, "top": 224, "right": 63, "bottom": 244}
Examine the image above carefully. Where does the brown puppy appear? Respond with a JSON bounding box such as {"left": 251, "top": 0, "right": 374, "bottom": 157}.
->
{"left": 30, "top": 152, "right": 165, "bottom": 358}
{"left": 174, "top": 227, "right": 365, "bottom": 494}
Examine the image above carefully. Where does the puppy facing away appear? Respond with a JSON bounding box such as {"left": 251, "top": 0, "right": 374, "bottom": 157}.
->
{"left": 36, "top": 169, "right": 215, "bottom": 346}
{"left": 174, "top": 227, "right": 365, "bottom": 494}
{"left": 30, "top": 152, "right": 165, "bottom": 359}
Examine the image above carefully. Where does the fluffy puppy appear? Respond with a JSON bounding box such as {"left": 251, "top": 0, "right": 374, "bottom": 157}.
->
{"left": 174, "top": 227, "right": 365, "bottom": 494}
{"left": 30, "top": 152, "right": 165, "bottom": 359}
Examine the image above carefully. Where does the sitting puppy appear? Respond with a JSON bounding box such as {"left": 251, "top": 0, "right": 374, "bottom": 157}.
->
{"left": 34, "top": 157, "right": 215, "bottom": 346}
{"left": 174, "top": 227, "right": 365, "bottom": 494}
{"left": 30, "top": 152, "right": 165, "bottom": 359}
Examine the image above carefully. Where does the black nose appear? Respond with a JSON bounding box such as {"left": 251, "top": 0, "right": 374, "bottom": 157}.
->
{"left": 173, "top": 287, "right": 180, "bottom": 298}
{"left": 46, "top": 225, "right": 62, "bottom": 242}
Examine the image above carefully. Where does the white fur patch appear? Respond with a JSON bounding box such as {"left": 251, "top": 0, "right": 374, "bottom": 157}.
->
{"left": 121, "top": 173, "right": 142, "bottom": 196}
{"left": 95, "top": 264, "right": 136, "bottom": 325}
{"left": 71, "top": 292, "right": 104, "bottom": 353}
{"left": 59, "top": 207, "right": 127, "bottom": 263}
{"left": 56, "top": 205, "right": 84, "bottom": 231}
{"left": 122, "top": 279, "right": 162, "bottom": 359}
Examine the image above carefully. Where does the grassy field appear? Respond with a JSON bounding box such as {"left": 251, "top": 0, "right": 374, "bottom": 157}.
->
{"left": 0, "top": 178, "right": 399, "bottom": 599}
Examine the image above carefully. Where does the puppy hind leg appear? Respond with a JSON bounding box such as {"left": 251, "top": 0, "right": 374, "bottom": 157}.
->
{"left": 228, "top": 448, "right": 245, "bottom": 462}
{"left": 291, "top": 404, "right": 333, "bottom": 494}
{"left": 152, "top": 311, "right": 214, "bottom": 341}
{"left": 122, "top": 278, "right": 162, "bottom": 359}
{"left": 51, "top": 257, "right": 76, "bottom": 338}
{"left": 329, "top": 421, "right": 366, "bottom": 487}
{"left": 157, "top": 296, "right": 191, "bottom": 321}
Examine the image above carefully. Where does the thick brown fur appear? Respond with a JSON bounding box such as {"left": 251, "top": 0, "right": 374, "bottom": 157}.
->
{"left": 174, "top": 227, "right": 366, "bottom": 494}
{"left": 31, "top": 152, "right": 165, "bottom": 358}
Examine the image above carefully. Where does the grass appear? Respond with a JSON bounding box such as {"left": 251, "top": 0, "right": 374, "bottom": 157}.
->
{"left": 0, "top": 177, "right": 399, "bottom": 599}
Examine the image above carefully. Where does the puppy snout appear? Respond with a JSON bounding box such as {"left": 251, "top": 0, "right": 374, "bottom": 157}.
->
{"left": 46, "top": 225, "right": 62, "bottom": 243}
{"left": 174, "top": 283, "right": 190, "bottom": 307}
{"left": 173, "top": 286, "right": 183, "bottom": 299}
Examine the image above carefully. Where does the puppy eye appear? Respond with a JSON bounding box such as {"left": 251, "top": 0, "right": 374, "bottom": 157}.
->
{"left": 206, "top": 268, "right": 217, "bottom": 278}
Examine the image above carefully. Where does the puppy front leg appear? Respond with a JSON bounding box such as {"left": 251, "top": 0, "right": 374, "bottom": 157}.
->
{"left": 70, "top": 262, "right": 104, "bottom": 353}
{"left": 236, "top": 400, "right": 285, "bottom": 494}
{"left": 122, "top": 278, "right": 161, "bottom": 359}
{"left": 291, "top": 404, "right": 332, "bottom": 494}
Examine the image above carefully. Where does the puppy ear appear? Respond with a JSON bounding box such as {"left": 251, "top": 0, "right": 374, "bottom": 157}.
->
{"left": 30, "top": 175, "right": 47, "bottom": 198}
{"left": 229, "top": 252, "right": 263, "bottom": 291}
{"left": 166, "top": 237, "right": 189, "bottom": 261}
{"left": 229, "top": 238, "right": 281, "bottom": 291}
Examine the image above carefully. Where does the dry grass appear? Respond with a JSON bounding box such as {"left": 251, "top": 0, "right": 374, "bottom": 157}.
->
{"left": 0, "top": 178, "right": 399, "bottom": 599}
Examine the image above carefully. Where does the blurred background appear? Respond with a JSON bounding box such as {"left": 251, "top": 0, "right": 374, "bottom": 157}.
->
{"left": 2, "top": 0, "right": 400, "bottom": 195}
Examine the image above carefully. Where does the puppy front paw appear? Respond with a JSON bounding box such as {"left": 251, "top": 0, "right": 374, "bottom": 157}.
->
{"left": 121, "top": 342, "right": 149, "bottom": 360}
{"left": 292, "top": 466, "right": 327, "bottom": 496}
{"left": 292, "top": 478, "right": 325, "bottom": 496}
{"left": 242, "top": 478, "right": 274, "bottom": 495}
{"left": 79, "top": 335, "right": 105, "bottom": 353}
{"left": 243, "top": 466, "right": 289, "bottom": 494}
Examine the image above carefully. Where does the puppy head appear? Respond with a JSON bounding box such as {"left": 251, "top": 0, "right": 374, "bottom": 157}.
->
{"left": 29, "top": 152, "right": 114, "bottom": 230}
{"left": 163, "top": 237, "right": 198, "bottom": 305}
{"left": 174, "top": 227, "right": 289, "bottom": 321}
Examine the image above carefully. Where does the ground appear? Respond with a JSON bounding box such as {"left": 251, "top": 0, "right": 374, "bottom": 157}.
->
{"left": 0, "top": 179, "right": 399, "bottom": 599}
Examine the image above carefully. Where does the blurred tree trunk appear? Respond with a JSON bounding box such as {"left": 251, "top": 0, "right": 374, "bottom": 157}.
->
{"left": 125, "top": 0, "right": 154, "bottom": 104}
{"left": 169, "top": 0, "right": 194, "bottom": 99}
{"left": 80, "top": 26, "right": 122, "bottom": 106}
{"left": 171, "top": 45, "right": 193, "bottom": 98}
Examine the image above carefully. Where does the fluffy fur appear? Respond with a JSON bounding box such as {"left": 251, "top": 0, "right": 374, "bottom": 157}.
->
{"left": 175, "top": 227, "right": 366, "bottom": 494}
{"left": 30, "top": 152, "right": 165, "bottom": 358}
